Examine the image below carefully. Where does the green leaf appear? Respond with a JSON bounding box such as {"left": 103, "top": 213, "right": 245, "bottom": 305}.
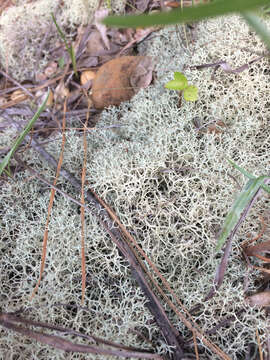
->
{"left": 216, "top": 175, "right": 269, "bottom": 251}
{"left": 51, "top": 13, "right": 78, "bottom": 78}
{"left": 215, "top": 160, "right": 270, "bottom": 251}
{"left": 228, "top": 159, "right": 270, "bottom": 193}
{"left": 174, "top": 71, "right": 187, "bottom": 82}
{"left": 165, "top": 79, "right": 186, "bottom": 90}
{"left": 183, "top": 85, "right": 198, "bottom": 101}
{"left": 69, "top": 44, "right": 78, "bottom": 78}
{"left": 241, "top": 11, "right": 270, "bottom": 50}
{"left": 0, "top": 91, "right": 50, "bottom": 176}
{"left": 103, "top": 0, "right": 269, "bottom": 28}
{"left": 165, "top": 72, "right": 188, "bottom": 90}
{"left": 227, "top": 159, "right": 256, "bottom": 180}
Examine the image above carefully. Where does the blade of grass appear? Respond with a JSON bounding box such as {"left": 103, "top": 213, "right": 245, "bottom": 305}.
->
{"left": 103, "top": 0, "right": 269, "bottom": 28}
{"left": 228, "top": 159, "right": 270, "bottom": 193}
{"left": 51, "top": 13, "right": 78, "bottom": 78}
{"left": 0, "top": 90, "right": 49, "bottom": 176}
{"left": 241, "top": 11, "right": 270, "bottom": 50}
{"left": 216, "top": 175, "right": 270, "bottom": 251}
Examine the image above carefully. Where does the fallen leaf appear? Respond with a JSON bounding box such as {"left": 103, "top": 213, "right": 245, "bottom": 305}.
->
{"left": 11, "top": 90, "right": 26, "bottom": 102}
{"left": 91, "top": 56, "right": 153, "bottom": 109}
{"left": 243, "top": 240, "right": 270, "bottom": 263}
{"left": 130, "top": 56, "right": 153, "bottom": 91}
{"left": 207, "top": 120, "right": 226, "bottom": 134}
{"left": 86, "top": 30, "right": 107, "bottom": 56}
{"left": 44, "top": 62, "right": 58, "bottom": 78}
{"left": 119, "top": 27, "right": 157, "bottom": 55}
{"left": 80, "top": 70, "right": 96, "bottom": 89}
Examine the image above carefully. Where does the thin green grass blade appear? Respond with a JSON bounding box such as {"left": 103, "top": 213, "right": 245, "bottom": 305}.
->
{"left": 0, "top": 91, "right": 49, "bottom": 176}
{"left": 51, "top": 13, "right": 78, "bottom": 78}
{"left": 51, "top": 13, "right": 69, "bottom": 50}
{"left": 70, "top": 45, "right": 78, "bottom": 78}
{"left": 241, "top": 11, "right": 270, "bottom": 50}
{"left": 227, "top": 159, "right": 256, "bottom": 179}
{"left": 228, "top": 159, "right": 270, "bottom": 193}
{"left": 216, "top": 175, "right": 269, "bottom": 251}
{"left": 103, "top": 0, "right": 269, "bottom": 28}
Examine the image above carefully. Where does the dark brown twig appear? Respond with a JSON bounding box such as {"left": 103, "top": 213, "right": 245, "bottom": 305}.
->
{"left": 0, "top": 312, "right": 161, "bottom": 359}
{"left": 189, "top": 56, "right": 264, "bottom": 80}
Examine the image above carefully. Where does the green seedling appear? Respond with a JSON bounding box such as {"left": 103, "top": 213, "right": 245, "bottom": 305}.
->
{"left": 51, "top": 13, "right": 78, "bottom": 78}
{"left": 0, "top": 91, "right": 49, "bottom": 177}
{"left": 165, "top": 71, "right": 198, "bottom": 102}
{"left": 216, "top": 160, "right": 270, "bottom": 251}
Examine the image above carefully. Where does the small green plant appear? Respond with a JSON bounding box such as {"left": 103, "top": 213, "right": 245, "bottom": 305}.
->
{"left": 51, "top": 13, "right": 78, "bottom": 78}
{"left": 216, "top": 160, "right": 270, "bottom": 251}
{"left": 165, "top": 71, "right": 198, "bottom": 102}
{"left": 0, "top": 91, "right": 49, "bottom": 177}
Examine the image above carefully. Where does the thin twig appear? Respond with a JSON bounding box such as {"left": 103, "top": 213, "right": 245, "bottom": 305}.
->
{"left": 0, "top": 70, "right": 35, "bottom": 98}
{"left": 0, "top": 312, "right": 161, "bottom": 359}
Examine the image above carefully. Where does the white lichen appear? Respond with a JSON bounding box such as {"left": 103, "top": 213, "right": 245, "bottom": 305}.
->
{"left": 1, "top": 14, "right": 270, "bottom": 360}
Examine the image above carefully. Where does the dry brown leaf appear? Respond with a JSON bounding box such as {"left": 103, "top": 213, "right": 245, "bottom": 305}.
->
{"left": 44, "top": 62, "right": 58, "bottom": 78}
{"left": 80, "top": 70, "right": 96, "bottom": 89}
{"left": 130, "top": 56, "right": 154, "bottom": 91}
{"left": 54, "top": 82, "right": 69, "bottom": 103}
{"left": 86, "top": 30, "right": 107, "bottom": 56}
{"left": 10, "top": 89, "right": 26, "bottom": 101}
{"left": 134, "top": 0, "right": 150, "bottom": 12}
{"left": 91, "top": 56, "right": 153, "bottom": 109}
{"left": 244, "top": 240, "right": 270, "bottom": 263}
{"left": 119, "top": 27, "right": 157, "bottom": 55}
{"left": 206, "top": 120, "right": 226, "bottom": 134}
{"left": 35, "top": 89, "right": 54, "bottom": 107}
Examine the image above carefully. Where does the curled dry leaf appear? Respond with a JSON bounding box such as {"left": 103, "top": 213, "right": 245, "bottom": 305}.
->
{"left": 91, "top": 56, "right": 153, "bottom": 109}
{"left": 119, "top": 27, "right": 156, "bottom": 55}
{"left": 80, "top": 70, "right": 96, "bottom": 89}
{"left": 10, "top": 89, "right": 26, "bottom": 102}
{"left": 245, "top": 290, "right": 270, "bottom": 307}
{"left": 207, "top": 120, "right": 226, "bottom": 135}
{"left": 44, "top": 62, "right": 58, "bottom": 78}
{"left": 134, "top": 0, "right": 150, "bottom": 12}
{"left": 54, "top": 82, "right": 69, "bottom": 102}
{"left": 243, "top": 233, "right": 270, "bottom": 262}
{"left": 192, "top": 118, "right": 226, "bottom": 134}
{"left": 86, "top": 30, "right": 107, "bottom": 56}
{"left": 36, "top": 89, "right": 54, "bottom": 107}
{"left": 130, "top": 56, "right": 154, "bottom": 91}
